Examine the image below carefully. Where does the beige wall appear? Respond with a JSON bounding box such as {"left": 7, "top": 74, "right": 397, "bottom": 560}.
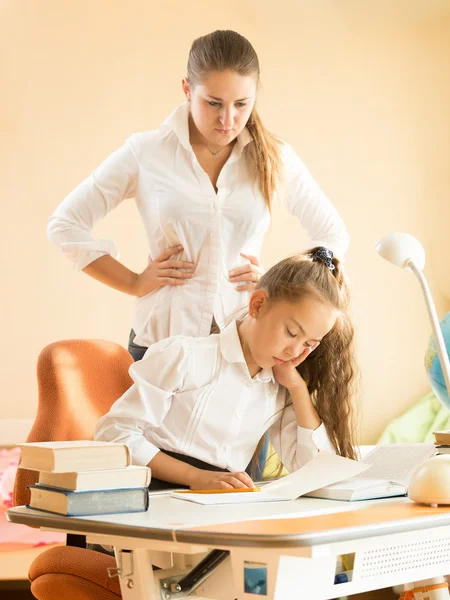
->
{"left": 1, "top": 1, "right": 449, "bottom": 442}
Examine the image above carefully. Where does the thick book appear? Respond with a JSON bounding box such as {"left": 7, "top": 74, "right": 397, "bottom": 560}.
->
{"left": 305, "top": 478, "right": 407, "bottom": 501}
{"left": 305, "top": 443, "right": 436, "bottom": 502}
{"left": 18, "top": 441, "right": 131, "bottom": 473}
{"left": 434, "top": 430, "right": 450, "bottom": 445}
{"left": 171, "top": 451, "right": 369, "bottom": 505}
{"left": 38, "top": 465, "right": 151, "bottom": 491}
{"left": 434, "top": 445, "right": 450, "bottom": 455}
{"left": 27, "top": 485, "right": 149, "bottom": 516}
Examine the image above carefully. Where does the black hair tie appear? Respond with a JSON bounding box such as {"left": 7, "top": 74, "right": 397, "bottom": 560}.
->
{"left": 310, "top": 247, "right": 335, "bottom": 271}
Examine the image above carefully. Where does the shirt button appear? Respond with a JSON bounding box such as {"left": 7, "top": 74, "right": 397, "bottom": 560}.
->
{"left": 245, "top": 381, "right": 252, "bottom": 387}
{"left": 234, "top": 412, "right": 241, "bottom": 419}
{"left": 222, "top": 445, "right": 228, "bottom": 452}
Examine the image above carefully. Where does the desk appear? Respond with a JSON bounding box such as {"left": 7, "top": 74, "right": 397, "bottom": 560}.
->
{"left": 7, "top": 495, "right": 450, "bottom": 600}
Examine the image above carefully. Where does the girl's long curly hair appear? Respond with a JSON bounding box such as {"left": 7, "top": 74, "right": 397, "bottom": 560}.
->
{"left": 251, "top": 248, "right": 358, "bottom": 476}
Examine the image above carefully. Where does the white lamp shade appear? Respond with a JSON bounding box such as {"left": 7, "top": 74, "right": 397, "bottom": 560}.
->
{"left": 375, "top": 232, "right": 426, "bottom": 271}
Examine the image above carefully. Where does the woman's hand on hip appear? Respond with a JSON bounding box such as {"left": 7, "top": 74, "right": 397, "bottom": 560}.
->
{"left": 228, "top": 253, "right": 264, "bottom": 292}
{"left": 133, "top": 245, "right": 195, "bottom": 298}
{"left": 187, "top": 468, "right": 254, "bottom": 490}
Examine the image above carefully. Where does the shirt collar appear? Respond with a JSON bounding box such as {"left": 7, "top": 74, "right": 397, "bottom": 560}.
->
{"left": 160, "top": 102, "right": 254, "bottom": 154}
{"left": 219, "top": 320, "right": 275, "bottom": 383}
{"left": 160, "top": 102, "right": 192, "bottom": 151}
{"left": 235, "top": 126, "right": 253, "bottom": 151}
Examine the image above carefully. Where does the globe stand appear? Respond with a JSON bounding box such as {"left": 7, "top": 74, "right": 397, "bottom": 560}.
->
{"left": 406, "top": 261, "right": 450, "bottom": 505}
{"left": 407, "top": 261, "right": 450, "bottom": 396}
{"left": 405, "top": 261, "right": 450, "bottom": 507}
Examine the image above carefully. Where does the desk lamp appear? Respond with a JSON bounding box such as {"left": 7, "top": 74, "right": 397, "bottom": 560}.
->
{"left": 376, "top": 232, "right": 450, "bottom": 505}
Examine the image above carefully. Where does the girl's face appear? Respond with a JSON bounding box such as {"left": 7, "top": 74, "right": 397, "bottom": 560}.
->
{"left": 182, "top": 69, "right": 257, "bottom": 147}
{"left": 248, "top": 294, "right": 338, "bottom": 371}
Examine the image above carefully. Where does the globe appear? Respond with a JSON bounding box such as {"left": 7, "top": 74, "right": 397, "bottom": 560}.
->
{"left": 425, "top": 312, "right": 450, "bottom": 410}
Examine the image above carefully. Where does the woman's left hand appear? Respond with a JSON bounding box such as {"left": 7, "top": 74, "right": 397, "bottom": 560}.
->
{"left": 228, "top": 253, "right": 264, "bottom": 292}
{"left": 273, "top": 343, "right": 319, "bottom": 390}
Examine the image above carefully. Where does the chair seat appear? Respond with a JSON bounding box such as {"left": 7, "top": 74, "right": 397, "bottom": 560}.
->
{"left": 29, "top": 546, "right": 121, "bottom": 600}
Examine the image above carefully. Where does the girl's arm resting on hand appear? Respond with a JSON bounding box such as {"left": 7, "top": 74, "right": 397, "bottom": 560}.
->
{"left": 287, "top": 381, "right": 322, "bottom": 430}
{"left": 269, "top": 388, "right": 334, "bottom": 473}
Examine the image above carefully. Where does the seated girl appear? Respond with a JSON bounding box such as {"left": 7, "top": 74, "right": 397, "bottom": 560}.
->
{"left": 94, "top": 247, "right": 357, "bottom": 490}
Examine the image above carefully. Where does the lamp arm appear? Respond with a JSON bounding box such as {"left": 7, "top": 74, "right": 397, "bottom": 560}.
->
{"left": 408, "top": 260, "right": 450, "bottom": 396}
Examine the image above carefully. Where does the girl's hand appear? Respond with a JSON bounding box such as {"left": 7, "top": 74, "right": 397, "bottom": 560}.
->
{"left": 133, "top": 245, "right": 195, "bottom": 298}
{"left": 228, "top": 253, "right": 264, "bottom": 292}
{"left": 188, "top": 469, "right": 254, "bottom": 490}
{"left": 273, "top": 343, "right": 320, "bottom": 391}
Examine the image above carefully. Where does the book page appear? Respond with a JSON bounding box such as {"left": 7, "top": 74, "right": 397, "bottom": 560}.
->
{"left": 261, "top": 451, "right": 369, "bottom": 500}
{"left": 323, "top": 478, "right": 397, "bottom": 491}
{"left": 171, "top": 492, "right": 289, "bottom": 505}
{"left": 353, "top": 444, "right": 436, "bottom": 486}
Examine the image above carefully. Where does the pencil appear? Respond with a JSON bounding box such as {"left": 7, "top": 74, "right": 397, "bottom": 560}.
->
{"left": 177, "top": 487, "right": 261, "bottom": 494}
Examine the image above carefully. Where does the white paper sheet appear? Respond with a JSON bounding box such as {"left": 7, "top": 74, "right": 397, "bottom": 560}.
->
{"left": 171, "top": 451, "right": 369, "bottom": 505}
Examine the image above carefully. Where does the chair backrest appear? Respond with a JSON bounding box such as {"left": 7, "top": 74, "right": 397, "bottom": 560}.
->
{"left": 14, "top": 339, "right": 134, "bottom": 507}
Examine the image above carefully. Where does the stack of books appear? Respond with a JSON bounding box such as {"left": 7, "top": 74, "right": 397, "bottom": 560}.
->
{"left": 433, "top": 430, "right": 450, "bottom": 455}
{"left": 18, "top": 441, "right": 151, "bottom": 516}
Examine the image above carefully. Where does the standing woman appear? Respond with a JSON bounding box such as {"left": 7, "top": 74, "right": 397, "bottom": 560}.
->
{"left": 47, "top": 30, "right": 349, "bottom": 475}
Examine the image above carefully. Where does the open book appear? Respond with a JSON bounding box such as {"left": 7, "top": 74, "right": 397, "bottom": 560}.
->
{"left": 171, "top": 451, "right": 369, "bottom": 505}
{"left": 305, "top": 443, "right": 436, "bottom": 501}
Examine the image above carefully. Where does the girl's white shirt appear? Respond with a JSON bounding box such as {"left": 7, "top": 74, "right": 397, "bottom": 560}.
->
{"left": 94, "top": 320, "right": 334, "bottom": 474}
{"left": 48, "top": 102, "right": 349, "bottom": 347}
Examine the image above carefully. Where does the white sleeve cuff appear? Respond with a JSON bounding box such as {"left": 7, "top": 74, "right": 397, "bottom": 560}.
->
{"left": 127, "top": 436, "right": 161, "bottom": 467}
{"left": 60, "top": 240, "right": 119, "bottom": 271}
{"left": 296, "top": 422, "right": 335, "bottom": 456}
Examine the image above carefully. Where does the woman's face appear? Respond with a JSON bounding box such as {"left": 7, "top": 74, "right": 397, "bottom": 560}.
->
{"left": 183, "top": 69, "right": 257, "bottom": 147}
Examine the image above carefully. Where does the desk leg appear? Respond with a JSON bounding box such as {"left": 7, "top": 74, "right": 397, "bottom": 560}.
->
{"left": 113, "top": 548, "right": 158, "bottom": 599}
{"left": 401, "top": 576, "right": 450, "bottom": 599}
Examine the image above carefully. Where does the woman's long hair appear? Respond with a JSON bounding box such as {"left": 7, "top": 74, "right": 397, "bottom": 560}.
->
{"left": 250, "top": 249, "right": 358, "bottom": 476}
{"left": 187, "top": 30, "right": 283, "bottom": 209}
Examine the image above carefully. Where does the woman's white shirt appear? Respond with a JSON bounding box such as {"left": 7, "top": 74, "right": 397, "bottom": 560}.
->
{"left": 94, "top": 320, "right": 334, "bottom": 474}
{"left": 48, "top": 102, "right": 349, "bottom": 347}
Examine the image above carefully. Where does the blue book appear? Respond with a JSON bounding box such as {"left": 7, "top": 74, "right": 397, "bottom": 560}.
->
{"left": 27, "top": 484, "right": 149, "bottom": 516}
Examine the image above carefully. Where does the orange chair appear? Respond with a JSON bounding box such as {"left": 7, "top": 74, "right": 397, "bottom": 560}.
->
{"left": 14, "top": 339, "right": 134, "bottom": 600}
